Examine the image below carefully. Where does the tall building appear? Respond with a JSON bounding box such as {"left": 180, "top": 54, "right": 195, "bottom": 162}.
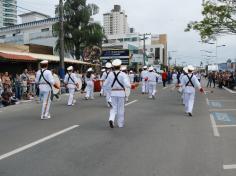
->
{"left": 103, "top": 5, "right": 129, "bottom": 35}
{"left": 0, "top": 0, "right": 17, "bottom": 27}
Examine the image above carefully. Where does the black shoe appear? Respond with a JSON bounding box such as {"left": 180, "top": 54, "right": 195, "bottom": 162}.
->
{"left": 188, "top": 112, "right": 192, "bottom": 117}
{"left": 109, "top": 120, "right": 114, "bottom": 128}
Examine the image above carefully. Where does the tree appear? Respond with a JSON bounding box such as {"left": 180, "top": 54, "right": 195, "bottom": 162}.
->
{"left": 53, "top": 0, "right": 105, "bottom": 60}
{"left": 185, "top": 0, "right": 236, "bottom": 41}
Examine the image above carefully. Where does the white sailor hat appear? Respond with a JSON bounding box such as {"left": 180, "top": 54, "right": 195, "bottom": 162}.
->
{"left": 187, "top": 65, "right": 195, "bottom": 71}
{"left": 120, "top": 65, "right": 127, "bottom": 71}
{"left": 105, "top": 62, "right": 112, "bottom": 69}
{"left": 183, "top": 67, "right": 188, "bottom": 73}
{"left": 101, "top": 68, "right": 106, "bottom": 72}
{"left": 129, "top": 70, "right": 133, "bottom": 73}
{"left": 87, "top": 67, "right": 93, "bottom": 72}
{"left": 148, "top": 66, "right": 154, "bottom": 71}
{"left": 112, "top": 59, "right": 122, "bottom": 66}
{"left": 40, "top": 60, "right": 48, "bottom": 64}
{"left": 67, "top": 66, "right": 73, "bottom": 71}
{"left": 143, "top": 65, "right": 148, "bottom": 69}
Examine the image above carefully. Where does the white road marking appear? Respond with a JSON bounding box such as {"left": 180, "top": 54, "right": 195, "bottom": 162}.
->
{"left": 217, "top": 125, "right": 236, "bottom": 128}
{"left": 209, "top": 109, "right": 236, "bottom": 112}
{"left": 162, "top": 87, "right": 168, "bottom": 90}
{"left": 125, "top": 100, "right": 138, "bottom": 107}
{"left": 210, "top": 114, "right": 220, "bottom": 137}
{"left": 223, "top": 86, "right": 236, "bottom": 94}
{"left": 223, "top": 164, "right": 236, "bottom": 170}
{"left": 206, "top": 98, "right": 209, "bottom": 106}
{"left": 0, "top": 125, "right": 79, "bottom": 161}
{"left": 208, "top": 99, "right": 236, "bottom": 102}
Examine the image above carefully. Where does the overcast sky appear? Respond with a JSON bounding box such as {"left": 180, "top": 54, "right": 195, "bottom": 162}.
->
{"left": 18, "top": 0, "right": 236, "bottom": 66}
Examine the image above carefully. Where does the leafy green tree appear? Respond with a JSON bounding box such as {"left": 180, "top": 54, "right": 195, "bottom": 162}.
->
{"left": 185, "top": 0, "right": 236, "bottom": 41}
{"left": 53, "top": 0, "right": 105, "bottom": 60}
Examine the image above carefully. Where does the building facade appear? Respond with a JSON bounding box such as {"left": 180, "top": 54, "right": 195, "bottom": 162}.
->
{"left": 103, "top": 5, "right": 129, "bottom": 35}
{"left": 0, "top": 12, "right": 58, "bottom": 51}
{"left": 0, "top": 0, "right": 17, "bottom": 27}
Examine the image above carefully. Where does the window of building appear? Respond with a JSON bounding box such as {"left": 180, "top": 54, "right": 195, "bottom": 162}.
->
{"left": 41, "top": 28, "right": 50, "bottom": 32}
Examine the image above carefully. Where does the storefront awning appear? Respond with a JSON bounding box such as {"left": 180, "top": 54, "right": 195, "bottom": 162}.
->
{"left": 0, "top": 52, "right": 36, "bottom": 62}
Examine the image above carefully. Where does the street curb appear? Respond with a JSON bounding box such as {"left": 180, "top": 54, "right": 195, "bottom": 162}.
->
{"left": 223, "top": 86, "right": 236, "bottom": 94}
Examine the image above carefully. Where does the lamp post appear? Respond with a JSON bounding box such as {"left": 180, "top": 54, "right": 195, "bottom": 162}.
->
{"left": 140, "top": 33, "right": 151, "bottom": 66}
{"left": 59, "top": 0, "right": 65, "bottom": 79}
{"left": 168, "top": 50, "right": 177, "bottom": 68}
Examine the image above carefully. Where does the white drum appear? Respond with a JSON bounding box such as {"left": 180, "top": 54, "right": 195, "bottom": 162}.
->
{"left": 53, "top": 74, "right": 61, "bottom": 94}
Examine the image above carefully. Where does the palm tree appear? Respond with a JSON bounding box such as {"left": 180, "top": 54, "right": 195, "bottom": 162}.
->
{"left": 53, "top": 0, "right": 105, "bottom": 60}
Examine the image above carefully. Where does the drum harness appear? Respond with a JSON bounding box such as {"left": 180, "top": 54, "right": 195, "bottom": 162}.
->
{"left": 111, "top": 72, "right": 125, "bottom": 91}
{"left": 68, "top": 74, "right": 76, "bottom": 85}
{"left": 185, "top": 74, "right": 195, "bottom": 87}
{"left": 39, "top": 69, "right": 52, "bottom": 90}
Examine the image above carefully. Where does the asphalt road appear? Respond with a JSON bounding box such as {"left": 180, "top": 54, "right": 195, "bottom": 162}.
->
{"left": 0, "top": 82, "right": 236, "bottom": 176}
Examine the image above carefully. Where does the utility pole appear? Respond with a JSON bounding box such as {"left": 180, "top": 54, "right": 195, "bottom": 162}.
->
{"left": 140, "top": 33, "right": 151, "bottom": 66}
{"left": 59, "top": 0, "right": 65, "bottom": 79}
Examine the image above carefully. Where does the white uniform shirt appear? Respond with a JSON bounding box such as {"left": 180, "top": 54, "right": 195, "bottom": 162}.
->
{"left": 35, "top": 69, "right": 55, "bottom": 92}
{"left": 85, "top": 74, "right": 95, "bottom": 86}
{"left": 64, "top": 73, "right": 78, "bottom": 89}
{"left": 101, "top": 71, "right": 110, "bottom": 81}
{"left": 196, "top": 73, "right": 201, "bottom": 80}
{"left": 104, "top": 71, "right": 131, "bottom": 97}
{"left": 147, "top": 71, "right": 159, "bottom": 84}
{"left": 129, "top": 73, "right": 135, "bottom": 83}
{"left": 141, "top": 70, "right": 149, "bottom": 81}
{"left": 181, "top": 73, "right": 201, "bottom": 93}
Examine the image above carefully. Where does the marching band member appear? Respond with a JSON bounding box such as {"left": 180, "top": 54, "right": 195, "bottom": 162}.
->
{"left": 64, "top": 66, "right": 79, "bottom": 106}
{"left": 141, "top": 65, "right": 149, "bottom": 94}
{"left": 180, "top": 65, "right": 204, "bottom": 116}
{"left": 35, "top": 60, "right": 60, "bottom": 120}
{"left": 101, "top": 62, "right": 113, "bottom": 107}
{"left": 85, "top": 68, "right": 95, "bottom": 100}
{"left": 129, "top": 70, "right": 135, "bottom": 84}
{"left": 104, "top": 59, "right": 131, "bottom": 128}
{"left": 100, "top": 68, "right": 106, "bottom": 96}
{"left": 120, "top": 65, "right": 130, "bottom": 102}
{"left": 147, "top": 66, "right": 159, "bottom": 99}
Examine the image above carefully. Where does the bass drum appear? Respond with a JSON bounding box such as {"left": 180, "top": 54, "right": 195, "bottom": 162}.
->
{"left": 77, "top": 77, "right": 82, "bottom": 91}
{"left": 52, "top": 74, "right": 61, "bottom": 95}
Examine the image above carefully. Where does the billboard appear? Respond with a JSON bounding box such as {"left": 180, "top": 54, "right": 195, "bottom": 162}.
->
{"left": 100, "top": 49, "right": 130, "bottom": 65}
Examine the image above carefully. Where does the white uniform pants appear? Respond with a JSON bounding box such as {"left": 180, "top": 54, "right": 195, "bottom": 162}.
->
{"left": 148, "top": 83, "right": 156, "bottom": 98}
{"left": 184, "top": 92, "right": 195, "bottom": 113}
{"left": 40, "top": 90, "right": 51, "bottom": 117}
{"left": 85, "top": 83, "right": 94, "bottom": 98}
{"left": 109, "top": 96, "right": 125, "bottom": 128}
{"left": 68, "top": 88, "right": 75, "bottom": 105}
{"left": 142, "top": 80, "right": 148, "bottom": 93}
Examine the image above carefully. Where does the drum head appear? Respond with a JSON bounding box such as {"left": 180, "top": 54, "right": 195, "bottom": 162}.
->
{"left": 53, "top": 75, "right": 60, "bottom": 94}
{"left": 77, "top": 78, "right": 82, "bottom": 91}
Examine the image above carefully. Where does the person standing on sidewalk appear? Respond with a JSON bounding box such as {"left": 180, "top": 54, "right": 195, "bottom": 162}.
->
{"left": 162, "top": 70, "right": 167, "bottom": 87}
{"left": 104, "top": 59, "right": 131, "bottom": 128}
{"left": 35, "top": 60, "right": 59, "bottom": 120}
{"left": 180, "top": 65, "right": 204, "bottom": 117}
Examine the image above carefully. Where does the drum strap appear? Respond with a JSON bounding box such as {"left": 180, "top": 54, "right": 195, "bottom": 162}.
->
{"left": 105, "top": 71, "right": 110, "bottom": 79}
{"left": 111, "top": 72, "right": 125, "bottom": 90}
{"left": 68, "top": 74, "right": 76, "bottom": 85}
{"left": 39, "top": 69, "right": 52, "bottom": 90}
{"left": 185, "top": 74, "right": 195, "bottom": 87}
